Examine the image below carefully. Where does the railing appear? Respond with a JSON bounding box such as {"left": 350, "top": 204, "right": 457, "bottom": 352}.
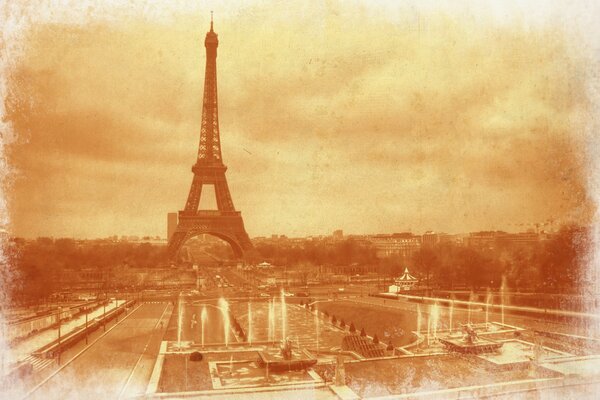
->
{"left": 3, "top": 299, "right": 109, "bottom": 344}
{"left": 33, "top": 299, "right": 136, "bottom": 359}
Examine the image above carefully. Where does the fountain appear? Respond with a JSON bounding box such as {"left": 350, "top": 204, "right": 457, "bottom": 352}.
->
{"left": 527, "top": 334, "right": 546, "bottom": 377}
{"left": 422, "top": 303, "right": 441, "bottom": 348}
{"left": 449, "top": 299, "right": 454, "bottom": 334}
{"left": 200, "top": 306, "right": 207, "bottom": 348}
{"left": 218, "top": 298, "right": 230, "bottom": 347}
{"left": 467, "top": 291, "right": 474, "bottom": 324}
{"left": 500, "top": 275, "right": 508, "bottom": 325}
{"left": 439, "top": 323, "right": 503, "bottom": 354}
{"left": 485, "top": 288, "right": 493, "bottom": 328}
{"left": 257, "top": 337, "right": 317, "bottom": 371}
{"left": 267, "top": 299, "right": 274, "bottom": 343}
{"left": 430, "top": 303, "right": 440, "bottom": 340}
{"left": 177, "top": 292, "right": 184, "bottom": 349}
{"left": 280, "top": 289, "right": 287, "bottom": 341}
{"left": 426, "top": 312, "right": 431, "bottom": 347}
{"left": 315, "top": 307, "right": 320, "bottom": 355}
{"left": 273, "top": 299, "right": 277, "bottom": 342}
{"left": 532, "top": 335, "right": 544, "bottom": 362}
{"left": 255, "top": 294, "right": 317, "bottom": 372}
{"left": 416, "top": 304, "right": 422, "bottom": 336}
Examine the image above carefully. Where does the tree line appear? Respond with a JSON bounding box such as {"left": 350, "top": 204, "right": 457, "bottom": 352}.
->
{"left": 4, "top": 238, "right": 168, "bottom": 304}
{"left": 409, "top": 225, "right": 591, "bottom": 293}
{"left": 4, "top": 224, "right": 590, "bottom": 305}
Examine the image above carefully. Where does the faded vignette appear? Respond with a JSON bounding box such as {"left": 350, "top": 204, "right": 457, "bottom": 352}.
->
{"left": 0, "top": 1, "right": 600, "bottom": 399}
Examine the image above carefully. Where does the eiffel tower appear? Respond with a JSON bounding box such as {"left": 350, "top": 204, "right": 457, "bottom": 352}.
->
{"left": 167, "top": 17, "right": 253, "bottom": 260}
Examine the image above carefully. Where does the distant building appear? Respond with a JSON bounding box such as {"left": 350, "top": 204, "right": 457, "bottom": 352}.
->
{"left": 333, "top": 230, "right": 344, "bottom": 240}
{"left": 369, "top": 232, "right": 422, "bottom": 259}
{"left": 466, "top": 230, "right": 540, "bottom": 250}
{"left": 422, "top": 231, "right": 439, "bottom": 247}
{"left": 167, "top": 212, "right": 178, "bottom": 241}
{"left": 465, "top": 231, "right": 498, "bottom": 249}
{"left": 59, "top": 267, "right": 113, "bottom": 291}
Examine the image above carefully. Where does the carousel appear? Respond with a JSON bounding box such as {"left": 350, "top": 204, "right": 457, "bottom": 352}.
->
{"left": 388, "top": 267, "right": 418, "bottom": 293}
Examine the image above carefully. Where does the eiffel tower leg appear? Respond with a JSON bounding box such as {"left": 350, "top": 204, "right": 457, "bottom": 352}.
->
{"left": 167, "top": 231, "right": 188, "bottom": 260}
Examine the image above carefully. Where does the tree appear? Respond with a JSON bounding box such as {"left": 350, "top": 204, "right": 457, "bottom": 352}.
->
{"left": 372, "top": 334, "right": 379, "bottom": 344}
{"left": 295, "top": 262, "right": 314, "bottom": 286}
{"left": 537, "top": 225, "right": 587, "bottom": 293}
{"left": 412, "top": 247, "right": 438, "bottom": 289}
{"left": 360, "top": 328, "right": 366, "bottom": 337}
{"left": 349, "top": 322, "right": 356, "bottom": 333}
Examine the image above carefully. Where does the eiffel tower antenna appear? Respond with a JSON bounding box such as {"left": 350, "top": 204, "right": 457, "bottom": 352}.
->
{"left": 167, "top": 19, "right": 253, "bottom": 260}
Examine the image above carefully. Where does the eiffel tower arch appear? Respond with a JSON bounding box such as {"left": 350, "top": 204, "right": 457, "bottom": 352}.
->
{"left": 167, "top": 18, "right": 254, "bottom": 261}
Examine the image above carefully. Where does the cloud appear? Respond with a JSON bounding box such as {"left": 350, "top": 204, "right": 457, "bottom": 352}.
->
{"left": 4, "top": 4, "right": 596, "bottom": 238}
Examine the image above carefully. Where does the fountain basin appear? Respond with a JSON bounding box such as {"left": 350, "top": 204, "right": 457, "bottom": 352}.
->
{"left": 256, "top": 350, "right": 317, "bottom": 371}
{"left": 477, "top": 339, "right": 571, "bottom": 367}
{"left": 439, "top": 337, "right": 503, "bottom": 354}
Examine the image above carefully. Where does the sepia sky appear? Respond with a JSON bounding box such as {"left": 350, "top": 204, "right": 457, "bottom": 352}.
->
{"left": 4, "top": 1, "right": 599, "bottom": 239}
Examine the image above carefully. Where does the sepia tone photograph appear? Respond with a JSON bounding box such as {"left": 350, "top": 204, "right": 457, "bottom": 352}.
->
{"left": 1, "top": 1, "right": 600, "bottom": 399}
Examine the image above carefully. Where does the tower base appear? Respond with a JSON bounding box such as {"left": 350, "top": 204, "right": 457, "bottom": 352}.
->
{"left": 167, "top": 211, "right": 253, "bottom": 260}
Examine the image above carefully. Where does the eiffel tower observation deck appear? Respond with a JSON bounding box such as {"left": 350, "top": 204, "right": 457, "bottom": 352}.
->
{"left": 167, "top": 16, "right": 253, "bottom": 260}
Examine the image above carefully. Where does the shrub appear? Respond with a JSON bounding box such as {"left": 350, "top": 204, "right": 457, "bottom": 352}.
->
{"left": 332, "top": 315, "right": 337, "bottom": 324}
{"left": 360, "top": 328, "right": 366, "bottom": 337}
{"left": 349, "top": 323, "right": 356, "bottom": 333}
{"left": 387, "top": 341, "right": 394, "bottom": 351}
{"left": 373, "top": 334, "right": 379, "bottom": 344}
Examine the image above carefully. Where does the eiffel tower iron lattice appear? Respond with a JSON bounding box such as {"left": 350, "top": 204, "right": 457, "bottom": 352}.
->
{"left": 167, "top": 18, "right": 253, "bottom": 260}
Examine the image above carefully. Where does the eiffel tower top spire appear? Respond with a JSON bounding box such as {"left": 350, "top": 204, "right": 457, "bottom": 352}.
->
{"left": 196, "top": 14, "right": 221, "bottom": 165}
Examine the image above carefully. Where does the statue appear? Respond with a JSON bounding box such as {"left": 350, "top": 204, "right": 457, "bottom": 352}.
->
{"left": 462, "top": 323, "right": 479, "bottom": 344}
{"left": 280, "top": 337, "right": 293, "bottom": 360}
{"left": 334, "top": 354, "right": 346, "bottom": 385}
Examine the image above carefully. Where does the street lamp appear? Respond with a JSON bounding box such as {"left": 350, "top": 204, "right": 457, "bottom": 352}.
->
{"left": 85, "top": 305, "right": 89, "bottom": 345}
{"left": 103, "top": 294, "right": 107, "bottom": 332}
{"left": 57, "top": 306, "right": 62, "bottom": 366}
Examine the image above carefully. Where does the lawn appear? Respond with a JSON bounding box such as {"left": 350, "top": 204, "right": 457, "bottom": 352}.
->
{"left": 158, "top": 353, "right": 213, "bottom": 392}
{"left": 317, "top": 300, "right": 417, "bottom": 346}
{"left": 345, "top": 355, "right": 532, "bottom": 398}
{"left": 158, "top": 351, "right": 262, "bottom": 392}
